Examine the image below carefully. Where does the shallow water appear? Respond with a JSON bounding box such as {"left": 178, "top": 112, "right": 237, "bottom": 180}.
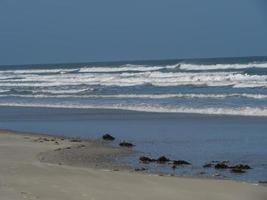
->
{"left": 0, "top": 106, "right": 266, "bottom": 183}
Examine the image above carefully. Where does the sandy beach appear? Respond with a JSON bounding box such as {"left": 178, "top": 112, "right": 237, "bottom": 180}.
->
{"left": 0, "top": 130, "right": 266, "bottom": 200}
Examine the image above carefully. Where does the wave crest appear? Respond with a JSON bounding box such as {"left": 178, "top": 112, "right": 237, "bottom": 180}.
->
{"left": 179, "top": 62, "right": 267, "bottom": 71}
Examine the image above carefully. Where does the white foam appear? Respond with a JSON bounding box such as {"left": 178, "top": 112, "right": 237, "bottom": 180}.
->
{"left": 0, "top": 89, "right": 9, "bottom": 93}
{"left": 179, "top": 62, "right": 267, "bottom": 71}
{"left": 39, "top": 88, "right": 92, "bottom": 94}
{"left": 0, "top": 71, "right": 266, "bottom": 88}
{"left": 1, "top": 93, "right": 266, "bottom": 100}
{"left": 79, "top": 64, "right": 176, "bottom": 73}
{"left": 0, "top": 68, "right": 78, "bottom": 74}
{"left": 0, "top": 102, "right": 266, "bottom": 117}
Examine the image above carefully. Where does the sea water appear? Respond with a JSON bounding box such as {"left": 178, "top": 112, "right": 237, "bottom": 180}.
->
{"left": 0, "top": 56, "right": 267, "bottom": 182}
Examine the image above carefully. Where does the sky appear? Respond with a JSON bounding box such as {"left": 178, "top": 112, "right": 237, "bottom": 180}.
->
{"left": 0, "top": 0, "right": 267, "bottom": 65}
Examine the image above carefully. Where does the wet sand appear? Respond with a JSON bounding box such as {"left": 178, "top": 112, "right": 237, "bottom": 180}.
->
{"left": 0, "top": 130, "right": 266, "bottom": 200}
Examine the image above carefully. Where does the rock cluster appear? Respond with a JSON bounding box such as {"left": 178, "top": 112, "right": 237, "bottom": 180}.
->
{"left": 203, "top": 161, "right": 252, "bottom": 174}
{"left": 139, "top": 155, "right": 191, "bottom": 170}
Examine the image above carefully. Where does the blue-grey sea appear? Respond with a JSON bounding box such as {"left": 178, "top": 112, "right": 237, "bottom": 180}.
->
{"left": 0, "top": 56, "right": 267, "bottom": 182}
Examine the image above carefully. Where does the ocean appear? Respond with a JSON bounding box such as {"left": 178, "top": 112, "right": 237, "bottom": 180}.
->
{"left": 0, "top": 56, "right": 267, "bottom": 182}
{"left": 0, "top": 56, "right": 267, "bottom": 116}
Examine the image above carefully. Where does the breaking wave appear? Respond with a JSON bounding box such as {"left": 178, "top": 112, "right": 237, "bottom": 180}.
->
{"left": 0, "top": 92, "right": 267, "bottom": 100}
{"left": 0, "top": 71, "right": 266, "bottom": 88}
{"left": 1, "top": 58, "right": 267, "bottom": 117}
{"left": 0, "top": 102, "right": 266, "bottom": 117}
{"left": 178, "top": 62, "right": 267, "bottom": 71}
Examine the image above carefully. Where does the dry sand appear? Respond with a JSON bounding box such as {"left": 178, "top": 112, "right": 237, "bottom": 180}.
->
{"left": 0, "top": 130, "right": 266, "bottom": 200}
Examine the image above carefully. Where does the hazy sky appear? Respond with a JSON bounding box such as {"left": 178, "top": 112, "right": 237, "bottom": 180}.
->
{"left": 0, "top": 0, "right": 267, "bottom": 65}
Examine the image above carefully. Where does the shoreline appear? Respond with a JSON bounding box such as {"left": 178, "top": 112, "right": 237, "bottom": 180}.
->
{"left": 0, "top": 128, "right": 263, "bottom": 183}
{"left": 1, "top": 105, "right": 267, "bottom": 119}
{"left": 1, "top": 106, "right": 267, "bottom": 183}
{"left": 1, "top": 128, "right": 267, "bottom": 182}
{"left": 0, "top": 129, "right": 266, "bottom": 200}
{"left": 0, "top": 129, "right": 134, "bottom": 172}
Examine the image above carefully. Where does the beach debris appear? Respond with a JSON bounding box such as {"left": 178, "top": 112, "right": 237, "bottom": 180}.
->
{"left": 135, "top": 167, "right": 147, "bottom": 172}
{"left": 119, "top": 141, "right": 134, "bottom": 148}
{"left": 213, "top": 173, "right": 222, "bottom": 177}
{"left": 34, "top": 137, "right": 59, "bottom": 143}
{"left": 65, "top": 147, "right": 71, "bottom": 150}
{"left": 173, "top": 160, "right": 191, "bottom": 165}
{"left": 157, "top": 156, "right": 170, "bottom": 163}
{"left": 70, "top": 138, "right": 82, "bottom": 142}
{"left": 43, "top": 138, "right": 50, "bottom": 142}
{"left": 102, "top": 134, "right": 115, "bottom": 141}
{"left": 54, "top": 141, "right": 59, "bottom": 145}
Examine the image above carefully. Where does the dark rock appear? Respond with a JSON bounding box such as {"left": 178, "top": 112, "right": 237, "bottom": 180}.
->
{"left": 139, "top": 156, "right": 155, "bottom": 163}
{"left": 171, "top": 165, "right": 176, "bottom": 170}
{"left": 230, "top": 164, "right": 251, "bottom": 174}
{"left": 157, "top": 156, "right": 170, "bottom": 163}
{"left": 259, "top": 181, "right": 267, "bottom": 184}
{"left": 230, "top": 164, "right": 251, "bottom": 170}
{"left": 231, "top": 168, "right": 246, "bottom": 174}
{"left": 173, "top": 160, "right": 191, "bottom": 165}
{"left": 203, "top": 163, "right": 213, "bottom": 168}
{"left": 102, "top": 134, "right": 115, "bottom": 141}
{"left": 65, "top": 147, "right": 71, "bottom": 150}
{"left": 54, "top": 141, "right": 59, "bottom": 145}
{"left": 119, "top": 142, "right": 134, "bottom": 148}
{"left": 214, "top": 163, "right": 229, "bottom": 169}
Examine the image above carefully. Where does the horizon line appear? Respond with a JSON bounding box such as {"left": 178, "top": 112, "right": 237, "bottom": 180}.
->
{"left": 1, "top": 55, "right": 267, "bottom": 67}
